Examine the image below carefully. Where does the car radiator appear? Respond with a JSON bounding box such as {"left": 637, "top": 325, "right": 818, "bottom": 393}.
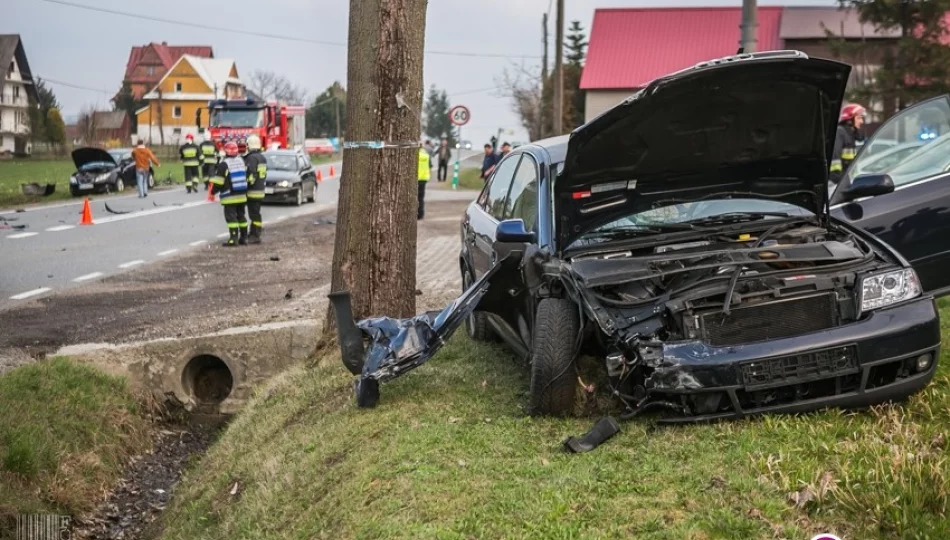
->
{"left": 699, "top": 292, "right": 837, "bottom": 346}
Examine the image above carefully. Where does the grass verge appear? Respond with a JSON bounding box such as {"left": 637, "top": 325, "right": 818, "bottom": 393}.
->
{"left": 0, "top": 358, "right": 152, "bottom": 525}
{"left": 159, "top": 301, "right": 950, "bottom": 539}
{"left": 431, "top": 166, "right": 483, "bottom": 191}
{"left": 0, "top": 158, "right": 184, "bottom": 208}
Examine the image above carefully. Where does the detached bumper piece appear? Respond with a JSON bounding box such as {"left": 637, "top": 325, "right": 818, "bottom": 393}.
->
{"left": 328, "top": 260, "right": 510, "bottom": 409}
{"left": 563, "top": 417, "right": 621, "bottom": 453}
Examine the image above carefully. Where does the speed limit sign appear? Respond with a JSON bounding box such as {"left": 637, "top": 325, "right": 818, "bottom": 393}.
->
{"left": 448, "top": 105, "right": 470, "bottom": 126}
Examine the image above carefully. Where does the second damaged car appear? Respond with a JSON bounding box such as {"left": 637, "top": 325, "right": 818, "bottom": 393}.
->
{"left": 332, "top": 51, "right": 941, "bottom": 422}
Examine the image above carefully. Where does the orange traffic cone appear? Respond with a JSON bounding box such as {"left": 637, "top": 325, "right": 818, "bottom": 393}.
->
{"left": 79, "top": 198, "right": 94, "bottom": 225}
{"left": 316, "top": 169, "right": 323, "bottom": 183}
{"left": 206, "top": 182, "right": 216, "bottom": 202}
{"left": 329, "top": 165, "right": 336, "bottom": 177}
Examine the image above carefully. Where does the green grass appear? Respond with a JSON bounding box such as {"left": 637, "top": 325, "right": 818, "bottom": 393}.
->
{"left": 0, "top": 158, "right": 185, "bottom": 208}
{"left": 0, "top": 358, "right": 152, "bottom": 521}
{"left": 431, "top": 166, "right": 484, "bottom": 191}
{"left": 310, "top": 153, "right": 341, "bottom": 166}
{"left": 157, "top": 300, "right": 950, "bottom": 539}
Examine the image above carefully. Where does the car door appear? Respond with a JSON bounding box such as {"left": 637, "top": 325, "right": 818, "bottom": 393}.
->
{"left": 297, "top": 154, "right": 314, "bottom": 194}
{"left": 830, "top": 95, "right": 950, "bottom": 295}
{"left": 467, "top": 154, "right": 522, "bottom": 277}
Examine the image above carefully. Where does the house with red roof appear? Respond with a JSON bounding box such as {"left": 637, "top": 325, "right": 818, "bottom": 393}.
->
{"left": 580, "top": 6, "right": 902, "bottom": 124}
{"left": 117, "top": 42, "right": 214, "bottom": 101}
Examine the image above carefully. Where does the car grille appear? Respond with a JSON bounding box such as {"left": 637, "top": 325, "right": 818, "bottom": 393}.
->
{"left": 739, "top": 345, "right": 858, "bottom": 389}
{"left": 700, "top": 293, "right": 837, "bottom": 346}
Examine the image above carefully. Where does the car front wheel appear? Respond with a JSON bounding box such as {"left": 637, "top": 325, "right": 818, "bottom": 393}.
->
{"left": 463, "top": 267, "right": 493, "bottom": 342}
{"left": 114, "top": 178, "right": 125, "bottom": 193}
{"left": 528, "top": 297, "right": 580, "bottom": 416}
{"left": 148, "top": 172, "right": 155, "bottom": 188}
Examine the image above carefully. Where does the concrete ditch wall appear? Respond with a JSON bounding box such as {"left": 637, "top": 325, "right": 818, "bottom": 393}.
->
{"left": 56, "top": 320, "right": 319, "bottom": 414}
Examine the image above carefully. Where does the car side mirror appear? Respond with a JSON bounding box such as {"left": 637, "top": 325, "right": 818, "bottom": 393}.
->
{"left": 496, "top": 219, "right": 536, "bottom": 244}
{"left": 844, "top": 173, "right": 895, "bottom": 201}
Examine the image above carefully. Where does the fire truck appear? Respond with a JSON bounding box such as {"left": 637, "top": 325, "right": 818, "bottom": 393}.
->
{"left": 197, "top": 98, "right": 306, "bottom": 151}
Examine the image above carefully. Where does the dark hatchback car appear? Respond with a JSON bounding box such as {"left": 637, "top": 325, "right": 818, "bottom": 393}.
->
{"left": 68, "top": 147, "right": 155, "bottom": 197}
{"left": 332, "top": 51, "right": 942, "bottom": 422}
{"left": 262, "top": 149, "right": 317, "bottom": 205}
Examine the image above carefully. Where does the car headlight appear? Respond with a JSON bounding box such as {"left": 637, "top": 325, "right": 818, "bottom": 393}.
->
{"left": 69, "top": 176, "right": 77, "bottom": 184}
{"left": 96, "top": 172, "right": 112, "bottom": 183}
{"left": 278, "top": 180, "right": 290, "bottom": 188}
{"left": 860, "top": 269, "right": 922, "bottom": 313}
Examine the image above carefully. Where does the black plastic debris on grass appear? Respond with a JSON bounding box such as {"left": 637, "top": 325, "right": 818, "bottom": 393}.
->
{"left": 328, "top": 256, "right": 512, "bottom": 409}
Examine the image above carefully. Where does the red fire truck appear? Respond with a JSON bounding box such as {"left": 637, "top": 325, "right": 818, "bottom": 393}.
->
{"left": 197, "top": 98, "right": 306, "bottom": 151}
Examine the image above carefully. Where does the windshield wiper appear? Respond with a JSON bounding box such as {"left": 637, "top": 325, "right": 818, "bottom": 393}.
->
{"left": 581, "top": 223, "right": 698, "bottom": 238}
{"left": 683, "top": 211, "right": 791, "bottom": 227}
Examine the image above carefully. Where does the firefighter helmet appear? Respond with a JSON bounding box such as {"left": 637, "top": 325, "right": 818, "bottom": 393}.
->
{"left": 223, "top": 141, "right": 240, "bottom": 157}
{"left": 246, "top": 134, "right": 262, "bottom": 151}
{"left": 839, "top": 103, "right": 866, "bottom": 124}
{"left": 185, "top": 133, "right": 194, "bottom": 142}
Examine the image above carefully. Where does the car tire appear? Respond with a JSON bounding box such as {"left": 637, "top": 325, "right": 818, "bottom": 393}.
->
{"left": 148, "top": 172, "right": 155, "bottom": 189}
{"left": 295, "top": 186, "right": 303, "bottom": 206}
{"left": 114, "top": 178, "right": 125, "bottom": 193}
{"left": 528, "top": 297, "right": 579, "bottom": 417}
{"left": 306, "top": 183, "right": 316, "bottom": 203}
{"left": 463, "top": 267, "right": 494, "bottom": 342}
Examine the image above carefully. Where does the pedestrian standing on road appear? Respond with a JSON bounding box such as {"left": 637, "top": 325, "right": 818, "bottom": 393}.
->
{"left": 436, "top": 138, "right": 451, "bottom": 182}
{"left": 424, "top": 139, "right": 436, "bottom": 158}
{"left": 131, "top": 140, "right": 160, "bottom": 198}
{"left": 210, "top": 141, "right": 250, "bottom": 247}
{"left": 243, "top": 134, "right": 268, "bottom": 244}
{"left": 199, "top": 134, "right": 218, "bottom": 187}
{"left": 179, "top": 134, "right": 201, "bottom": 193}
{"left": 480, "top": 143, "right": 498, "bottom": 181}
{"left": 418, "top": 145, "right": 431, "bottom": 220}
{"left": 499, "top": 141, "right": 512, "bottom": 159}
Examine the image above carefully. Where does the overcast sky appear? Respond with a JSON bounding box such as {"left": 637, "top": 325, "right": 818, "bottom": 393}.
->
{"left": 9, "top": 0, "right": 835, "bottom": 144}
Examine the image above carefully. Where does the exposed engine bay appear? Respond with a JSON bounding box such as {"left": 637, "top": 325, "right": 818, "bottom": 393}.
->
{"left": 553, "top": 219, "right": 893, "bottom": 420}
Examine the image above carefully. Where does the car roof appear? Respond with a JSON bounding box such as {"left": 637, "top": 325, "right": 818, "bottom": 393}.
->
{"left": 525, "top": 134, "right": 569, "bottom": 163}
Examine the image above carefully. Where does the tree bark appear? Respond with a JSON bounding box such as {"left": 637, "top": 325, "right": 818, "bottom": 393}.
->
{"left": 323, "top": 0, "right": 428, "bottom": 338}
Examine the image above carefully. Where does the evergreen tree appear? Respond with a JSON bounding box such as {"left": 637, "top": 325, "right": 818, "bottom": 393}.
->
{"left": 45, "top": 107, "right": 66, "bottom": 148}
{"left": 27, "top": 79, "right": 59, "bottom": 143}
{"left": 564, "top": 21, "right": 588, "bottom": 128}
{"left": 565, "top": 20, "right": 588, "bottom": 68}
{"left": 423, "top": 85, "right": 456, "bottom": 146}
{"left": 114, "top": 82, "right": 144, "bottom": 132}
{"left": 307, "top": 82, "right": 346, "bottom": 138}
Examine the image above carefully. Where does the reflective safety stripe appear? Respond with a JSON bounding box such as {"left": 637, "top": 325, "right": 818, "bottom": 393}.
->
{"left": 238, "top": 221, "right": 248, "bottom": 227}
{"left": 183, "top": 160, "right": 200, "bottom": 166}
{"left": 182, "top": 148, "right": 198, "bottom": 157}
{"left": 210, "top": 177, "right": 225, "bottom": 185}
{"left": 221, "top": 194, "right": 248, "bottom": 204}
{"left": 841, "top": 149, "right": 856, "bottom": 160}
{"left": 829, "top": 160, "right": 843, "bottom": 172}
{"left": 247, "top": 192, "right": 265, "bottom": 199}
{"left": 252, "top": 221, "right": 263, "bottom": 227}
{"left": 227, "top": 223, "right": 240, "bottom": 229}
{"left": 257, "top": 163, "right": 267, "bottom": 179}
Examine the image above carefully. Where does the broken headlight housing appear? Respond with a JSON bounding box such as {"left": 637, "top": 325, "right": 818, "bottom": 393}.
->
{"left": 860, "top": 269, "right": 922, "bottom": 313}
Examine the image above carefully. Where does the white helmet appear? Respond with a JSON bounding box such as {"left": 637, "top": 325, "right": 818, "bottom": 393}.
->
{"left": 246, "top": 134, "right": 262, "bottom": 151}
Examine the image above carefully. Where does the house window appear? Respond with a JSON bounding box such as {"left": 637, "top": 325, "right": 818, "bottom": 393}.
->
{"left": 147, "top": 66, "right": 155, "bottom": 76}
{"left": 172, "top": 106, "right": 182, "bottom": 119}
{"left": 14, "top": 86, "right": 19, "bottom": 99}
{"left": 7, "top": 61, "right": 13, "bottom": 75}
{"left": 174, "top": 82, "right": 182, "bottom": 92}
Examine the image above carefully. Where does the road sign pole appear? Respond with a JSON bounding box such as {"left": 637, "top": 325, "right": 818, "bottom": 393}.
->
{"left": 452, "top": 126, "right": 460, "bottom": 190}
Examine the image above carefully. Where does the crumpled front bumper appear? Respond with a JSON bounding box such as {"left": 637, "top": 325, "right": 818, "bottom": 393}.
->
{"left": 641, "top": 297, "right": 941, "bottom": 422}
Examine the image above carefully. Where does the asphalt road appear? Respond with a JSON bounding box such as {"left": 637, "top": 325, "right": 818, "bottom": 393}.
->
{"left": 0, "top": 156, "right": 479, "bottom": 310}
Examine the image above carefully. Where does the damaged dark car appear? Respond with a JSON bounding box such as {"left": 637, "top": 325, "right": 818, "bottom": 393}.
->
{"left": 331, "top": 51, "right": 941, "bottom": 423}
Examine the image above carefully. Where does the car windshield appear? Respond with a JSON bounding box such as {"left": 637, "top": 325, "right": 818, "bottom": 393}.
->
{"left": 107, "top": 150, "right": 131, "bottom": 162}
{"left": 266, "top": 154, "right": 298, "bottom": 171}
{"left": 587, "top": 199, "right": 811, "bottom": 234}
{"left": 210, "top": 109, "right": 265, "bottom": 128}
{"left": 886, "top": 133, "right": 950, "bottom": 183}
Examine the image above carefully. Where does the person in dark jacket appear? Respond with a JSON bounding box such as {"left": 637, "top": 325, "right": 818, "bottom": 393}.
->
{"left": 436, "top": 138, "right": 451, "bottom": 182}
{"left": 179, "top": 134, "right": 201, "bottom": 193}
{"left": 210, "top": 141, "right": 249, "bottom": 247}
{"left": 243, "top": 134, "right": 267, "bottom": 244}
{"left": 480, "top": 143, "right": 498, "bottom": 180}
{"left": 830, "top": 103, "right": 866, "bottom": 185}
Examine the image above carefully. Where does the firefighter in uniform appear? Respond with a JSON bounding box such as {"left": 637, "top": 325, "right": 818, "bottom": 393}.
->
{"left": 830, "top": 103, "right": 866, "bottom": 185}
{"left": 243, "top": 134, "right": 267, "bottom": 244}
{"left": 199, "top": 135, "right": 218, "bottom": 187}
{"left": 179, "top": 134, "right": 201, "bottom": 193}
{"left": 210, "top": 141, "right": 249, "bottom": 247}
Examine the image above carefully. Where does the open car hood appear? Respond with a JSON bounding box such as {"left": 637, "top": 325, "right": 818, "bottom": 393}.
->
{"left": 556, "top": 51, "right": 850, "bottom": 248}
{"left": 71, "top": 147, "right": 116, "bottom": 170}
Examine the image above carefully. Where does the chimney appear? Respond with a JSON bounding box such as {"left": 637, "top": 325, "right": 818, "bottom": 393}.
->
{"left": 162, "top": 41, "right": 168, "bottom": 45}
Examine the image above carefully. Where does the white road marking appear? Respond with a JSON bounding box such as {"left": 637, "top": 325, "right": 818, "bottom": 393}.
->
{"left": 93, "top": 200, "right": 210, "bottom": 225}
{"left": 157, "top": 249, "right": 179, "bottom": 256}
{"left": 46, "top": 225, "right": 75, "bottom": 232}
{"left": 6, "top": 232, "right": 38, "bottom": 239}
{"left": 10, "top": 287, "right": 52, "bottom": 300}
{"left": 216, "top": 233, "right": 229, "bottom": 238}
{"left": 72, "top": 272, "right": 104, "bottom": 282}
{"left": 118, "top": 260, "right": 145, "bottom": 269}
{"left": 189, "top": 240, "right": 207, "bottom": 246}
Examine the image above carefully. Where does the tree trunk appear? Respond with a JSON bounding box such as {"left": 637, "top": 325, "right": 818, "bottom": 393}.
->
{"left": 322, "top": 0, "right": 428, "bottom": 339}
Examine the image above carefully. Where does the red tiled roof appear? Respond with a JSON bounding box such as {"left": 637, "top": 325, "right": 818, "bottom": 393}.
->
{"left": 122, "top": 43, "right": 213, "bottom": 83}
{"left": 580, "top": 7, "right": 784, "bottom": 90}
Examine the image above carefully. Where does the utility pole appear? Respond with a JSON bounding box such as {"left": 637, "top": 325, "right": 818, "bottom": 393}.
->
{"left": 542, "top": 12, "right": 549, "bottom": 137}
{"left": 740, "top": 0, "right": 758, "bottom": 53}
{"left": 324, "top": 0, "right": 428, "bottom": 338}
{"left": 553, "top": 0, "right": 564, "bottom": 134}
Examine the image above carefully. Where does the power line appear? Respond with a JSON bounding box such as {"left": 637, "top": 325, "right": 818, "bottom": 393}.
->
{"left": 36, "top": 76, "right": 111, "bottom": 95}
{"left": 40, "top": 0, "right": 541, "bottom": 60}
{"left": 449, "top": 86, "right": 502, "bottom": 97}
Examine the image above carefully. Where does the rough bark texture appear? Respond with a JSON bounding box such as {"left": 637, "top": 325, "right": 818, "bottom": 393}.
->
{"left": 324, "top": 0, "right": 428, "bottom": 337}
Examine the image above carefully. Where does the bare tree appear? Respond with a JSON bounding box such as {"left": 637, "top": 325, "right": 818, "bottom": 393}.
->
{"left": 249, "top": 69, "right": 308, "bottom": 104}
{"left": 496, "top": 64, "right": 544, "bottom": 141}
{"left": 76, "top": 104, "right": 99, "bottom": 145}
{"left": 323, "top": 0, "right": 427, "bottom": 339}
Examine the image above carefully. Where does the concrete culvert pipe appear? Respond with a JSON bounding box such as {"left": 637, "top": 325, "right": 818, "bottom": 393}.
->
{"left": 182, "top": 354, "right": 234, "bottom": 405}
